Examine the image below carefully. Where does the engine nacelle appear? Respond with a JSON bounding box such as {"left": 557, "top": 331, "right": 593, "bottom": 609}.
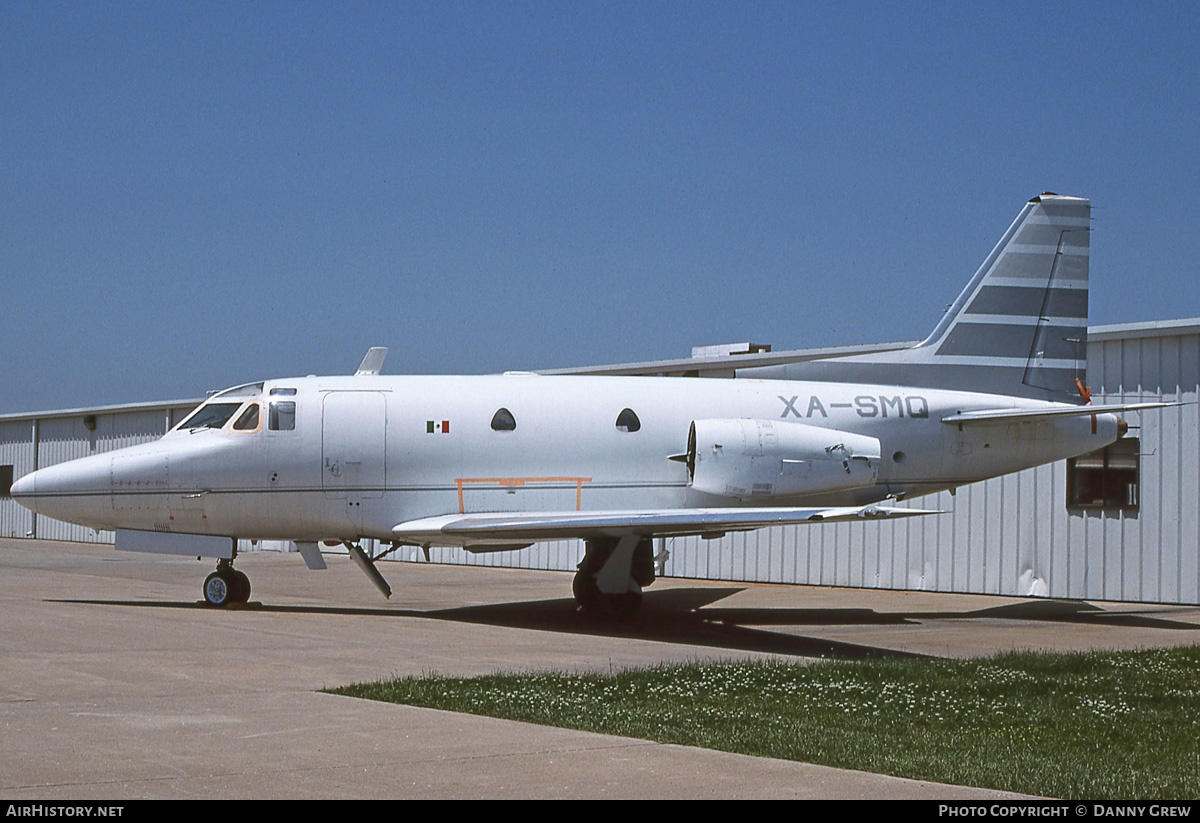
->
{"left": 687, "top": 419, "right": 881, "bottom": 500}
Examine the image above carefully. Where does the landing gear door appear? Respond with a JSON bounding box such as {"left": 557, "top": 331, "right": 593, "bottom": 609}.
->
{"left": 322, "top": 392, "right": 386, "bottom": 500}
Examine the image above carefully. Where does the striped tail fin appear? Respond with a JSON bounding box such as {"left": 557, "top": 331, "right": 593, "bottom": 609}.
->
{"left": 746, "top": 193, "right": 1091, "bottom": 402}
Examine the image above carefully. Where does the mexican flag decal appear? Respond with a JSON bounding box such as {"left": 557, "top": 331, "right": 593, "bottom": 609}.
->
{"left": 426, "top": 420, "right": 450, "bottom": 434}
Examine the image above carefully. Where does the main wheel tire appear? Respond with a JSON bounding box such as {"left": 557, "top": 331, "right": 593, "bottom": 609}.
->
{"left": 572, "top": 571, "right": 643, "bottom": 619}
{"left": 203, "top": 570, "right": 233, "bottom": 607}
{"left": 231, "top": 570, "right": 251, "bottom": 603}
{"left": 631, "top": 538, "right": 656, "bottom": 588}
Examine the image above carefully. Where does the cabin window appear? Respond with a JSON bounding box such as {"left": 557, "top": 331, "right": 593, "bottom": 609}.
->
{"left": 232, "top": 403, "right": 261, "bottom": 432}
{"left": 491, "top": 408, "right": 516, "bottom": 432}
{"left": 0, "top": 465, "right": 12, "bottom": 498}
{"left": 615, "top": 408, "right": 641, "bottom": 433}
{"left": 269, "top": 401, "right": 296, "bottom": 431}
{"left": 1067, "top": 437, "right": 1139, "bottom": 511}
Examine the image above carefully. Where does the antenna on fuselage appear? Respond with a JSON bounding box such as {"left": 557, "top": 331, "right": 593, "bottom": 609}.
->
{"left": 354, "top": 347, "right": 388, "bottom": 376}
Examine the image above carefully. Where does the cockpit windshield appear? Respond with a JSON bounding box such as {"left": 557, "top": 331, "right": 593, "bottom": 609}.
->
{"left": 211, "top": 382, "right": 265, "bottom": 400}
{"left": 178, "top": 403, "right": 243, "bottom": 430}
{"left": 171, "top": 381, "right": 287, "bottom": 434}
{"left": 174, "top": 382, "right": 266, "bottom": 432}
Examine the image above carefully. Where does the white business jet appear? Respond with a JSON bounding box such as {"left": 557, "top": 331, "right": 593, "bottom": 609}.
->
{"left": 10, "top": 194, "right": 1168, "bottom": 616}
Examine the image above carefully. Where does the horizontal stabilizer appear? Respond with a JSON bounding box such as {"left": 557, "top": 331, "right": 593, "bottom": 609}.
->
{"left": 393, "top": 504, "right": 940, "bottom": 547}
{"left": 942, "top": 401, "right": 1180, "bottom": 425}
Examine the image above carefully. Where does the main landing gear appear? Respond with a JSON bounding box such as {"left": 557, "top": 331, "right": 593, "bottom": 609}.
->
{"left": 203, "top": 557, "right": 251, "bottom": 607}
{"left": 572, "top": 536, "right": 656, "bottom": 619}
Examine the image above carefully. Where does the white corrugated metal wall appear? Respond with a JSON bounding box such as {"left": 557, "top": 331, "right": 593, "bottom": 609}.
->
{"left": 3, "top": 323, "right": 1197, "bottom": 604}
{"left": 0, "top": 420, "right": 36, "bottom": 539}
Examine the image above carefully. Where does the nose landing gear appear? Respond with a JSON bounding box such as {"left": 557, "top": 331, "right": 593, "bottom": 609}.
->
{"left": 203, "top": 558, "right": 251, "bottom": 606}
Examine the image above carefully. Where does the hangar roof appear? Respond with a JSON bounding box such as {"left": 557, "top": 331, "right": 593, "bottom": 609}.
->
{"left": 0, "top": 398, "right": 202, "bottom": 424}
{"left": 1088, "top": 317, "right": 1200, "bottom": 342}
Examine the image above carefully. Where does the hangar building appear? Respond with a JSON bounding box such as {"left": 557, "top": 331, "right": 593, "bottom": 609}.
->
{"left": 2, "top": 319, "right": 1197, "bottom": 605}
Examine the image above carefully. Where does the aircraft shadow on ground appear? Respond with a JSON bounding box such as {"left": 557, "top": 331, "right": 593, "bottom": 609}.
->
{"left": 929, "top": 598, "right": 1200, "bottom": 631}
{"left": 51, "top": 583, "right": 1199, "bottom": 662}
{"left": 51, "top": 587, "right": 922, "bottom": 661}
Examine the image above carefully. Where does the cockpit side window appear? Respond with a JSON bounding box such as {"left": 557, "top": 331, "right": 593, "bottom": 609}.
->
{"left": 231, "top": 403, "right": 261, "bottom": 432}
{"left": 179, "top": 403, "right": 242, "bottom": 430}
{"left": 269, "top": 401, "right": 296, "bottom": 431}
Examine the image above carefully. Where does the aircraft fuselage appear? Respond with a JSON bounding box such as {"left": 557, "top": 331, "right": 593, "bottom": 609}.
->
{"left": 13, "top": 372, "right": 1118, "bottom": 545}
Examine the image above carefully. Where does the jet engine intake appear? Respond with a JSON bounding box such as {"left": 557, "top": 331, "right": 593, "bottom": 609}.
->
{"left": 687, "top": 419, "right": 881, "bottom": 500}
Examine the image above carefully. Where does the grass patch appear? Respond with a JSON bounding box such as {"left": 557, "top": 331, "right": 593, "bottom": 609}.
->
{"left": 328, "top": 646, "right": 1200, "bottom": 798}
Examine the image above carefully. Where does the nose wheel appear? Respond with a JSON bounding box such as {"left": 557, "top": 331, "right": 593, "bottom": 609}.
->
{"left": 203, "top": 560, "right": 251, "bottom": 607}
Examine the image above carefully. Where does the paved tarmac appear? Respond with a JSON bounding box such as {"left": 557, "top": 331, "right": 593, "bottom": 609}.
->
{"left": 2, "top": 538, "right": 1198, "bottom": 799}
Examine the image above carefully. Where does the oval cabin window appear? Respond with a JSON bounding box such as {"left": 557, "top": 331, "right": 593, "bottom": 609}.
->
{"left": 615, "top": 408, "right": 641, "bottom": 433}
{"left": 491, "top": 408, "right": 517, "bottom": 431}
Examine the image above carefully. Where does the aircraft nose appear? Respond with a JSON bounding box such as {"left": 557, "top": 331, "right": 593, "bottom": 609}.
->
{"left": 9, "top": 470, "right": 36, "bottom": 511}
{"left": 8, "top": 452, "right": 116, "bottom": 524}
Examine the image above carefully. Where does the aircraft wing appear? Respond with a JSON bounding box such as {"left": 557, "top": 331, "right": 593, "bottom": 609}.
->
{"left": 392, "top": 504, "right": 940, "bottom": 549}
{"left": 941, "top": 401, "right": 1180, "bottom": 425}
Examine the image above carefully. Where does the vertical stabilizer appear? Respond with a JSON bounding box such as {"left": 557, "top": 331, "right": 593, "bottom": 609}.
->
{"left": 743, "top": 194, "right": 1091, "bottom": 402}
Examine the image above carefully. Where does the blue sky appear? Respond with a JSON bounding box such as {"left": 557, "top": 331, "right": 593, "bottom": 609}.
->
{"left": 3, "top": 2, "right": 1198, "bottom": 413}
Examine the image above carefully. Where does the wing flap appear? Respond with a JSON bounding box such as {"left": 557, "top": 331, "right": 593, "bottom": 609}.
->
{"left": 392, "top": 504, "right": 940, "bottom": 547}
